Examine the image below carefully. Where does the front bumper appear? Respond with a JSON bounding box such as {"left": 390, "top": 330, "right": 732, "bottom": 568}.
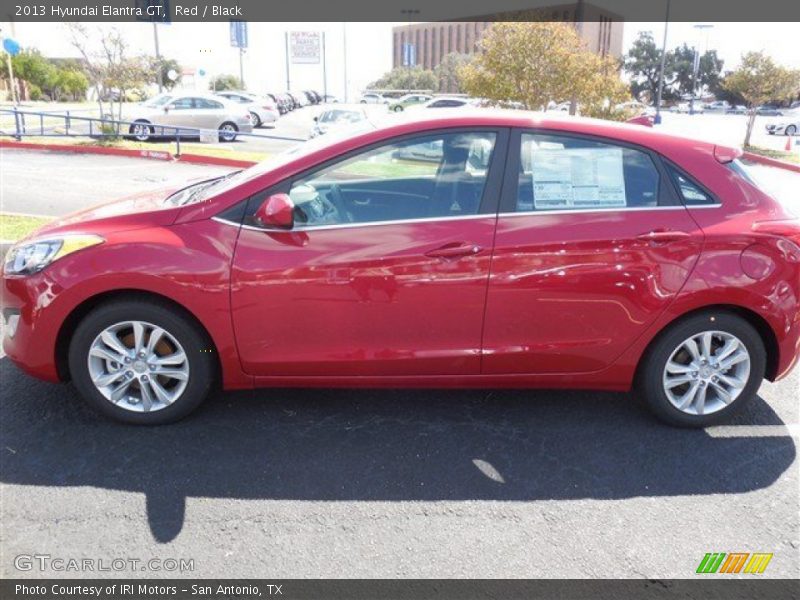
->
{"left": 1, "top": 270, "right": 63, "bottom": 382}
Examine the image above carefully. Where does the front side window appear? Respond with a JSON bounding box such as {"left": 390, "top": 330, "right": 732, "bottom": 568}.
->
{"left": 516, "top": 133, "right": 662, "bottom": 212}
{"left": 286, "top": 131, "right": 497, "bottom": 227}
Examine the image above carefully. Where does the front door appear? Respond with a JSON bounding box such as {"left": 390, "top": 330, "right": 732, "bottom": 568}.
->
{"left": 482, "top": 130, "right": 703, "bottom": 374}
{"left": 230, "top": 128, "right": 508, "bottom": 377}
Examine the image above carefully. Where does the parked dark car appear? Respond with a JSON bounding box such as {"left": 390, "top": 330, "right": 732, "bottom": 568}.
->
{"left": 267, "top": 93, "right": 288, "bottom": 115}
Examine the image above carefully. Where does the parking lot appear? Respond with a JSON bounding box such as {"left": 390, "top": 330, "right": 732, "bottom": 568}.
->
{"left": 1, "top": 149, "right": 798, "bottom": 579}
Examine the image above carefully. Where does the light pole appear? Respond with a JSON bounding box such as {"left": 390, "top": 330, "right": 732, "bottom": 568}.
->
{"left": 654, "top": 0, "right": 671, "bottom": 125}
{"left": 690, "top": 24, "right": 713, "bottom": 115}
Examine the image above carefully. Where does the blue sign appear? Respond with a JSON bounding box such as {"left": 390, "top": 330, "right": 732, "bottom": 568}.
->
{"left": 3, "top": 38, "right": 20, "bottom": 57}
{"left": 402, "top": 43, "right": 416, "bottom": 67}
{"left": 230, "top": 20, "right": 248, "bottom": 49}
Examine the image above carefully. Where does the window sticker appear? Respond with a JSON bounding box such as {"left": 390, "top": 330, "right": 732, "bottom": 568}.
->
{"left": 531, "top": 146, "right": 627, "bottom": 210}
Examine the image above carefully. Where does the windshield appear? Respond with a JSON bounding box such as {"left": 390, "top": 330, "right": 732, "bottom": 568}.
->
{"left": 144, "top": 94, "right": 173, "bottom": 107}
{"left": 730, "top": 159, "right": 799, "bottom": 218}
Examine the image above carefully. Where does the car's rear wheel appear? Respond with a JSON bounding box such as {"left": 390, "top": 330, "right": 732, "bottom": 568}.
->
{"left": 249, "top": 111, "right": 261, "bottom": 127}
{"left": 68, "top": 299, "right": 214, "bottom": 425}
{"left": 129, "top": 120, "right": 153, "bottom": 142}
{"left": 636, "top": 312, "right": 765, "bottom": 427}
{"left": 218, "top": 122, "right": 238, "bottom": 142}
{"left": 786, "top": 125, "right": 797, "bottom": 136}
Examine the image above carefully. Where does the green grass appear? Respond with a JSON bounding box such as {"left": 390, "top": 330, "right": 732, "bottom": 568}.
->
{"left": 338, "top": 159, "right": 438, "bottom": 179}
{"left": 0, "top": 213, "right": 53, "bottom": 241}
{"left": 745, "top": 145, "right": 800, "bottom": 164}
{"left": 2, "top": 136, "right": 271, "bottom": 164}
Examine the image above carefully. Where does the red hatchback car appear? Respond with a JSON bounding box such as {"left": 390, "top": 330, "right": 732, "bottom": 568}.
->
{"left": 3, "top": 111, "right": 799, "bottom": 426}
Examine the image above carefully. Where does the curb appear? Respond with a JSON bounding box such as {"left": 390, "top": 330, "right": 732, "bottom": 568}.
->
{"left": 0, "top": 139, "right": 258, "bottom": 169}
{"left": 742, "top": 151, "right": 800, "bottom": 174}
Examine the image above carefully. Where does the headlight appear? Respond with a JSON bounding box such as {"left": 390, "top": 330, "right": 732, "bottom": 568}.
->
{"left": 3, "top": 234, "right": 104, "bottom": 276}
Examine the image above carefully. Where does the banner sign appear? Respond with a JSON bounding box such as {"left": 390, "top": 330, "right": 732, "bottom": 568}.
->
{"left": 289, "top": 31, "right": 321, "bottom": 64}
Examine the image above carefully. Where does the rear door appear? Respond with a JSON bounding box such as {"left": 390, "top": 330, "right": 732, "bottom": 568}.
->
{"left": 482, "top": 129, "right": 703, "bottom": 374}
{"left": 229, "top": 128, "right": 509, "bottom": 377}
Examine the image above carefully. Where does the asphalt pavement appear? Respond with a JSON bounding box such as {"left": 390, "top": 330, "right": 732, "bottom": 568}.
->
{"left": 0, "top": 148, "right": 799, "bottom": 580}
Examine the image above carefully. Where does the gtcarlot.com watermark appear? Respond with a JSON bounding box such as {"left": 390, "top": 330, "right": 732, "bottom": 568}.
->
{"left": 14, "top": 554, "right": 195, "bottom": 573}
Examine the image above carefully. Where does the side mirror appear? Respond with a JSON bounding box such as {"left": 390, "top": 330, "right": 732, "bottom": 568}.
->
{"left": 255, "top": 193, "right": 295, "bottom": 229}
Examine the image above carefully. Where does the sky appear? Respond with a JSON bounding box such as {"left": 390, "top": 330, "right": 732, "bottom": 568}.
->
{"left": 2, "top": 21, "right": 798, "bottom": 100}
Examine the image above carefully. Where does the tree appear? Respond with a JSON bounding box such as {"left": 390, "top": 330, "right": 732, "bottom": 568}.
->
{"left": 723, "top": 51, "right": 800, "bottom": 146}
{"left": 53, "top": 69, "right": 89, "bottom": 101}
{"left": 622, "top": 31, "right": 674, "bottom": 103}
{"left": 671, "top": 44, "right": 724, "bottom": 99}
{"left": 368, "top": 66, "right": 437, "bottom": 91}
{"left": 434, "top": 53, "right": 471, "bottom": 93}
{"left": 209, "top": 74, "right": 241, "bottom": 91}
{"left": 459, "top": 22, "right": 631, "bottom": 119}
{"left": 149, "top": 57, "right": 182, "bottom": 90}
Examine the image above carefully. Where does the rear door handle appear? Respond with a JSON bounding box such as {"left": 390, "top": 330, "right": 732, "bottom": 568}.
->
{"left": 636, "top": 230, "right": 692, "bottom": 243}
{"left": 426, "top": 242, "right": 482, "bottom": 259}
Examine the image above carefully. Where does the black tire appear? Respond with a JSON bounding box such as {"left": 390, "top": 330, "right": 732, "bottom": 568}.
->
{"left": 129, "top": 120, "right": 153, "bottom": 142}
{"left": 635, "top": 311, "right": 766, "bottom": 428}
{"left": 249, "top": 111, "right": 262, "bottom": 127}
{"left": 393, "top": 105, "right": 404, "bottom": 112}
{"left": 68, "top": 299, "right": 215, "bottom": 425}
{"left": 786, "top": 125, "right": 797, "bottom": 136}
{"left": 218, "top": 122, "right": 238, "bottom": 142}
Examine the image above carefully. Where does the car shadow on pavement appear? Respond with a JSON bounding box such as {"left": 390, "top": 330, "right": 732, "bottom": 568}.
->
{"left": 0, "top": 358, "right": 795, "bottom": 543}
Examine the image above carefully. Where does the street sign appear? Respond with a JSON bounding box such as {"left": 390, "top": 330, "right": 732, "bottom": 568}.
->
{"left": 402, "top": 43, "right": 416, "bottom": 67}
{"left": 3, "top": 38, "right": 20, "bottom": 57}
{"left": 289, "top": 31, "right": 321, "bottom": 64}
{"left": 230, "top": 20, "right": 248, "bottom": 49}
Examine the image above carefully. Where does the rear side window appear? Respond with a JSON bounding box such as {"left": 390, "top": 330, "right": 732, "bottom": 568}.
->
{"left": 667, "top": 167, "right": 716, "bottom": 205}
{"left": 516, "top": 133, "right": 662, "bottom": 212}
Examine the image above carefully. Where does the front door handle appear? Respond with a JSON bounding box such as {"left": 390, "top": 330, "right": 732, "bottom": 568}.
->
{"left": 636, "top": 230, "right": 692, "bottom": 243}
{"left": 426, "top": 242, "right": 482, "bottom": 259}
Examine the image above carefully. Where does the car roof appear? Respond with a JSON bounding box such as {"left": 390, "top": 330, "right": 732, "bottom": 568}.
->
{"left": 356, "top": 108, "right": 719, "bottom": 156}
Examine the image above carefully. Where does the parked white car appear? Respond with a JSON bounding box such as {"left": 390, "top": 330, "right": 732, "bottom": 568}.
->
{"left": 124, "top": 93, "right": 252, "bottom": 142}
{"left": 418, "top": 97, "right": 478, "bottom": 109}
{"left": 215, "top": 91, "right": 279, "bottom": 127}
{"left": 766, "top": 113, "right": 799, "bottom": 136}
{"left": 310, "top": 106, "right": 370, "bottom": 138}
{"left": 359, "top": 93, "right": 390, "bottom": 104}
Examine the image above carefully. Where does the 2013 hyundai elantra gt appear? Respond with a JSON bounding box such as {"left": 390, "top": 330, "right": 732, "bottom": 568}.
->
{"left": 2, "top": 111, "right": 799, "bottom": 426}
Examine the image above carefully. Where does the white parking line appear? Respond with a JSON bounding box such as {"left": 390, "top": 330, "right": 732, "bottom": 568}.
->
{"left": 706, "top": 424, "right": 800, "bottom": 438}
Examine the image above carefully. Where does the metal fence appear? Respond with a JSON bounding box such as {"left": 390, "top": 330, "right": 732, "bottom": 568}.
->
{"left": 0, "top": 108, "right": 305, "bottom": 157}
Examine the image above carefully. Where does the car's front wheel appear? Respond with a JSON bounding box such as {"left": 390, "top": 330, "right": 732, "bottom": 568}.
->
{"left": 218, "top": 122, "right": 238, "bottom": 142}
{"left": 636, "top": 312, "right": 765, "bottom": 427}
{"left": 68, "top": 299, "right": 215, "bottom": 425}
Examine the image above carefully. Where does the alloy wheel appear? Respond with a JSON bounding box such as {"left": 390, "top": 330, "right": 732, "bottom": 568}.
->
{"left": 219, "top": 124, "right": 237, "bottom": 141}
{"left": 662, "top": 330, "right": 751, "bottom": 416}
{"left": 87, "top": 320, "right": 190, "bottom": 413}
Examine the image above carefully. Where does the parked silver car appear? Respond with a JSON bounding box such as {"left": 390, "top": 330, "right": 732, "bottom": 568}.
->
{"left": 125, "top": 93, "right": 253, "bottom": 142}
{"left": 216, "top": 91, "right": 279, "bottom": 127}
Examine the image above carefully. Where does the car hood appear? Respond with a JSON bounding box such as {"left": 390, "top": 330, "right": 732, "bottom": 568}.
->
{"left": 22, "top": 186, "right": 186, "bottom": 241}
